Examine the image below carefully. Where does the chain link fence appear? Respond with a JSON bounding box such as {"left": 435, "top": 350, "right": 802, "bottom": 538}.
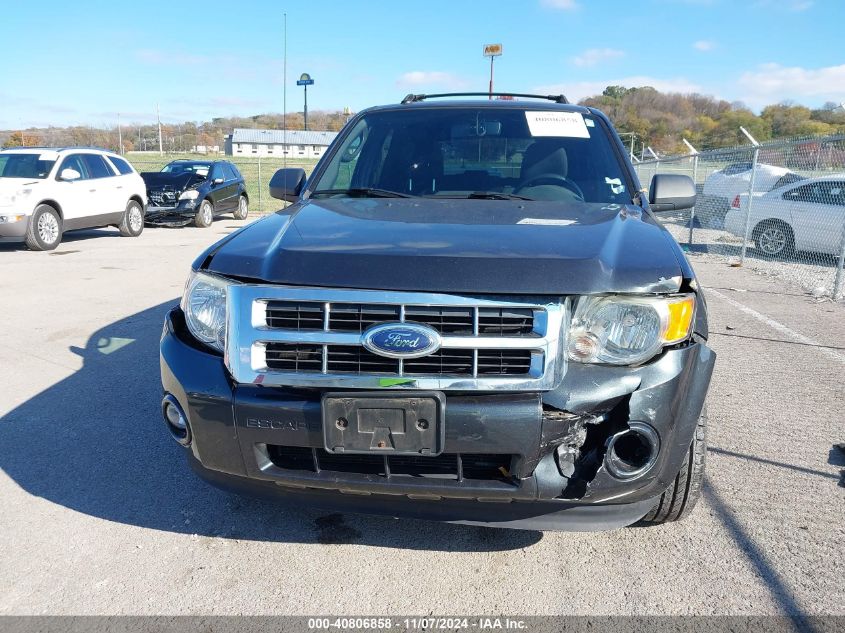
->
{"left": 125, "top": 154, "right": 319, "bottom": 215}
{"left": 634, "top": 134, "right": 845, "bottom": 301}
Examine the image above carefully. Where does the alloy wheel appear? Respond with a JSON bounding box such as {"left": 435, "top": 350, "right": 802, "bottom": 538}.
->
{"left": 759, "top": 226, "right": 786, "bottom": 255}
{"left": 37, "top": 213, "right": 59, "bottom": 245}
{"left": 129, "top": 206, "right": 143, "bottom": 232}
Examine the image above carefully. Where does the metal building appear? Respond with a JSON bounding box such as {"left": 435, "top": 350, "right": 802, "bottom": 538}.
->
{"left": 224, "top": 128, "right": 338, "bottom": 158}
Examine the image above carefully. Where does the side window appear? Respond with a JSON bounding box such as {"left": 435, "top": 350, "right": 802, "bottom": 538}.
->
{"left": 58, "top": 154, "right": 90, "bottom": 180}
{"left": 82, "top": 154, "right": 115, "bottom": 179}
{"left": 209, "top": 163, "right": 225, "bottom": 182}
{"left": 784, "top": 185, "right": 814, "bottom": 203}
{"left": 829, "top": 182, "right": 845, "bottom": 206}
{"left": 222, "top": 163, "right": 239, "bottom": 181}
{"left": 107, "top": 155, "right": 135, "bottom": 175}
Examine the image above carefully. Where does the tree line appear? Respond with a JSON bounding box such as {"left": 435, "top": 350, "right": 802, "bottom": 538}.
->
{"left": 0, "top": 110, "right": 349, "bottom": 153}
{"left": 3, "top": 88, "right": 845, "bottom": 155}
{"left": 581, "top": 86, "right": 845, "bottom": 155}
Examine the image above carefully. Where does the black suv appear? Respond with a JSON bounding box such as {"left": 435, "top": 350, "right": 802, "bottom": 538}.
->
{"left": 160, "top": 94, "right": 714, "bottom": 531}
{"left": 141, "top": 159, "right": 248, "bottom": 227}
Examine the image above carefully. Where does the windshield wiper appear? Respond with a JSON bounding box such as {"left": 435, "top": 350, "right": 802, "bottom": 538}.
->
{"left": 311, "top": 188, "right": 414, "bottom": 198}
{"left": 465, "top": 191, "right": 534, "bottom": 201}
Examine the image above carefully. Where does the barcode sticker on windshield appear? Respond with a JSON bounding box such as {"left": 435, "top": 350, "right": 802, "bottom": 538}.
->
{"left": 525, "top": 111, "right": 590, "bottom": 138}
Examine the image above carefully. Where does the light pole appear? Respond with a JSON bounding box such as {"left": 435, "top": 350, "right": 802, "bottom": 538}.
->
{"left": 297, "top": 73, "right": 315, "bottom": 130}
{"left": 483, "top": 44, "right": 502, "bottom": 99}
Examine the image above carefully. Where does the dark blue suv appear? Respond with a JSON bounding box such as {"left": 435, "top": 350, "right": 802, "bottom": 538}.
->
{"left": 142, "top": 159, "right": 248, "bottom": 227}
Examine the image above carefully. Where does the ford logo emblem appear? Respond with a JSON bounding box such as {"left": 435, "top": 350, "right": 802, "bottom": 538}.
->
{"left": 362, "top": 322, "right": 442, "bottom": 359}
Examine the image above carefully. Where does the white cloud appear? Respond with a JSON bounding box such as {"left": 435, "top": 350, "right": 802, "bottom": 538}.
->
{"left": 535, "top": 76, "right": 703, "bottom": 103}
{"left": 571, "top": 48, "right": 625, "bottom": 67}
{"left": 396, "top": 71, "right": 469, "bottom": 89}
{"left": 738, "top": 63, "right": 845, "bottom": 108}
{"left": 540, "top": 0, "right": 579, "bottom": 10}
{"left": 693, "top": 40, "right": 715, "bottom": 51}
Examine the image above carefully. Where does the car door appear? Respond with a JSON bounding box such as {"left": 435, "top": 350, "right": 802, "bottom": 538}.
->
{"left": 207, "top": 162, "right": 237, "bottom": 212}
{"left": 780, "top": 183, "right": 820, "bottom": 252}
{"left": 81, "top": 154, "right": 123, "bottom": 224}
{"left": 53, "top": 153, "right": 97, "bottom": 228}
{"left": 789, "top": 181, "right": 845, "bottom": 255}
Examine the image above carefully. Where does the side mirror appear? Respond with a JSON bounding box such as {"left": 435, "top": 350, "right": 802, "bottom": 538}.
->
{"left": 60, "top": 168, "right": 81, "bottom": 182}
{"left": 648, "top": 174, "right": 696, "bottom": 212}
{"left": 269, "top": 168, "right": 306, "bottom": 202}
{"left": 212, "top": 177, "right": 225, "bottom": 185}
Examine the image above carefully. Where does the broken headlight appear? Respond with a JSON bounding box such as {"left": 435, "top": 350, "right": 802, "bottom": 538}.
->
{"left": 567, "top": 294, "right": 694, "bottom": 366}
{"left": 178, "top": 189, "right": 199, "bottom": 208}
{"left": 180, "top": 271, "right": 233, "bottom": 353}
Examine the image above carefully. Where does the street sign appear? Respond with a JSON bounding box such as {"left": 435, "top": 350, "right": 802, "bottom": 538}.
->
{"left": 297, "top": 72, "right": 314, "bottom": 86}
{"left": 483, "top": 43, "right": 503, "bottom": 57}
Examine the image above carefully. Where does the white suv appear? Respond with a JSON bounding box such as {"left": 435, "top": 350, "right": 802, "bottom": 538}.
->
{"left": 0, "top": 147, "right": 147, "bottom": 250}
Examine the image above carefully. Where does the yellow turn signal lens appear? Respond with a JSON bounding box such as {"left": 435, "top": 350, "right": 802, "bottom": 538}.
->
{"left": 663, "top": 296, "right": 695, "bottom": 344}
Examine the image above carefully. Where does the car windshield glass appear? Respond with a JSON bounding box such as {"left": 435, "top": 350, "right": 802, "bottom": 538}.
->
{"left": 0, "top": 154, "right": 56, "bottom": 179}
{"left": 310, "top": 107, "right": 631, "bottom": 204}
{"left": 162, "top": 162, "right": 211, "bottom": 177}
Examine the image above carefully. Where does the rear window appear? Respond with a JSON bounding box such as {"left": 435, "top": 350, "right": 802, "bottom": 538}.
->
{"left": 222, "top": 163, "right": 240, "bottom": 180}
{"left": 83, "top": 154, "right": 115, "bottom": 179}
{"left": 107, "top": 155, "right": 135, "bottom": 175}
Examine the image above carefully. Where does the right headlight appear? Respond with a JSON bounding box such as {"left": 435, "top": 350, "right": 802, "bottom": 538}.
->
{"left": 567, "top": 294, "right": 695, "bottom": 366}
{"left": 180, "top": 271, "right": 232, "bottom": 353}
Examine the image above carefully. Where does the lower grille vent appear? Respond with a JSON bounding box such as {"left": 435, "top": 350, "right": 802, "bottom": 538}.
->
{"left": 267, "top": 445, "right": 514, "bottom": 482}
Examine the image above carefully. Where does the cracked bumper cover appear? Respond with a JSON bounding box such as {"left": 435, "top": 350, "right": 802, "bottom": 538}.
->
{"left": 161, "top": 308, "right": 715, "bottom": 531}
{"left": 145, "top": 200, "right": 197, "bottom": 226}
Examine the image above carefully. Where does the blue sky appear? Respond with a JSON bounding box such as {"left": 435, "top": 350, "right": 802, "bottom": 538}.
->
{"left": 2, "top": 0, "right": 844, "bottom": 128}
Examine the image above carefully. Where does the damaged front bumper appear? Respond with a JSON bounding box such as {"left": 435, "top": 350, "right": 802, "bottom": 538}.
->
{"left": 160, "top": 308, "right": 715, "bottom": 531}
{"left": 145, "top": 199, "right": 198, "bottom": 227}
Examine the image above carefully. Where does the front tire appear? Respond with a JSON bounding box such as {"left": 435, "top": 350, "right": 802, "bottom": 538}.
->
{"left": 118, "top": 200, "right": 144, "bottom": 237}
{"left": 194, "top": 200, "right": 213, "bottom": 228}
{"left": 233, "top": 195, "right": 249, "bottom": 220}
{"left": 639, "top": 408, "right": 707, "bottom": 525}
{"left": 25, "top": 204, "right": 62, "bottom": 251}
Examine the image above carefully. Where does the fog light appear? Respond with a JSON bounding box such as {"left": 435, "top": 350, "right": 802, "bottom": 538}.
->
{"left": 162, "top": 394, "right": 191, "bottom": 446}
{"left": 604, "top": 422, "right": 659, "bottom": 480}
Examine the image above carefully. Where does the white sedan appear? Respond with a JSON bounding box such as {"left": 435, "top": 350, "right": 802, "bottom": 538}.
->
{"left": 724, "top": 175, "right": 845, "bottom": 257}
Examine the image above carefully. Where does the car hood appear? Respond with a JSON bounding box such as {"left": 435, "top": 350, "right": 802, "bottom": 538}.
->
{"left": 140, "top": 172, "right": 203, "bottom": 192}
{"left": 203, "top": 198, "right": 685, "bottom": 295}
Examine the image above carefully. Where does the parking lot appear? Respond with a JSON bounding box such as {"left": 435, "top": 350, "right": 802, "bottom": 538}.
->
{"left": 0, "top": 220, "right": 842, "bottom": 617}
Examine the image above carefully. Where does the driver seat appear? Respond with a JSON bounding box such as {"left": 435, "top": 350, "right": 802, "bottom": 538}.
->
{"left": 517, "top": 139, "right": 577, "bottom": 201}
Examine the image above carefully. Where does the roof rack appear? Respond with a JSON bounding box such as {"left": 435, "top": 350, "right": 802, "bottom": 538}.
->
{"left": 401, "top": 92, "right": 569, "bottom": 105}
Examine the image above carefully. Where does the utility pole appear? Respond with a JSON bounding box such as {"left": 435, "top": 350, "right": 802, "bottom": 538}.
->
{"left": 157, "top": 103, "right": 163, "bottom": 155}
{"left": 117, "top": 113, "right": 123, "bottom": 154}
{"left": 483, "top": 44, "right": 503, "bottom": 99}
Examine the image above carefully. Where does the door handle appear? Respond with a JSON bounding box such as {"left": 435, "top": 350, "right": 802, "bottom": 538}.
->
{"left": 116, "top": 185, "right": 124, "bottom": 189}
{"left": 89, "top": 189, "right": 96, "bottom": 192}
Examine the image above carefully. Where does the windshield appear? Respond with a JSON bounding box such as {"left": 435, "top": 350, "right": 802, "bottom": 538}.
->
{"left": 311, "top": 107, "right": 631, "bottom": 204}
{"left": 0, "top": 154, "right": 56, "bottom": 179}
{"left": 161, "top": 162, "right": 211, "bottom": 177}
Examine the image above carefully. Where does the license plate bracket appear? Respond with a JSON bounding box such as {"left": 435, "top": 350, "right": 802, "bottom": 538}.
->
{"left": 322, "top": 392, "right": 445, "bottom": 456}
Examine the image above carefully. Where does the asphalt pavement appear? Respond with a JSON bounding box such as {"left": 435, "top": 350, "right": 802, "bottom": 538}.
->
{"left": 0, "top": 219, "right": 842, "bottom": 616}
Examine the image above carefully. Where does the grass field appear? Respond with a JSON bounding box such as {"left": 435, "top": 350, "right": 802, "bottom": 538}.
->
{"left": 124, "top": 152, "right": 319, "bottom": 214}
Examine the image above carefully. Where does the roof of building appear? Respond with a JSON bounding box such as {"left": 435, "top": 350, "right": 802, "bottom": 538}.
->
{"left": 230, "top": 128, "right": 339, "bottom": 146}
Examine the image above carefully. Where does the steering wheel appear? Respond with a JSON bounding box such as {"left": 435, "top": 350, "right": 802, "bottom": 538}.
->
{"left": 515, "top": 173, "right": 585, "bottom": 200}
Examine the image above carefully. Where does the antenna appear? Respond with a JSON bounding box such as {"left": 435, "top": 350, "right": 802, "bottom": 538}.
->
{"left": 283, "top": 12, "right": 287, "bottom": 171}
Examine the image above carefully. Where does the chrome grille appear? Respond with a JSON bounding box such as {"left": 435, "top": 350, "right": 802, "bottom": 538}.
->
{"left": 227, "top": 286, "right": 565, "bottom": 390}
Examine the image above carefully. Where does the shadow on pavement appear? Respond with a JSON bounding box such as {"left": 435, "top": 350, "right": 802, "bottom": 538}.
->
{"left": 0, "top": 299, "right": 541, "bottom": 552}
